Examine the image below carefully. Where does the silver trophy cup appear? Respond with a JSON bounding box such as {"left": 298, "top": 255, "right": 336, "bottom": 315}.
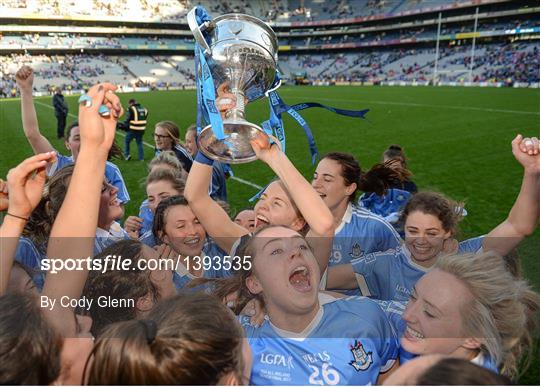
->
{"left": 187, "top": 8, "right": 279, "bottom": 164}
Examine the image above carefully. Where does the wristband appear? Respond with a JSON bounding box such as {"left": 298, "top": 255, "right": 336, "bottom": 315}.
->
{"left": 6, "top": 212, "right": 29, "bottom": 221}
{"left": 195, "top": 151, "right": 214, "bottom": 166}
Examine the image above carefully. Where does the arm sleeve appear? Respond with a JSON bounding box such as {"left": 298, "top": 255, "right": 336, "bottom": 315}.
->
{"left": 351, "top": 251, "right": 394, "bottom": 298}
{"left": 366, "top": 301, "right": 400, "bottom": 373}
{"left": 458, "top": 235, "right": 485, "bottom": 254}
{"left": 105, "top": 162, "right": 130, "bottom": 203}
{"left": 374, "top": 220, "right": 401, "bottom": 251}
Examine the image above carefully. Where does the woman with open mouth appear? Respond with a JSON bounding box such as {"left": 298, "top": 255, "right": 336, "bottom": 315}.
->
{"left": 185, "top": 132, "right": 335, "bottom": 279}
{"left": 324, "top": 134, "right": 540, "bottom": 302}
{"left": 214, "top": 225, "right": 399, "bottom": 385}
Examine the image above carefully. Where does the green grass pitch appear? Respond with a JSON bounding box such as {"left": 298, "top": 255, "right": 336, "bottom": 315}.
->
{"left": 1, "top": 85, "right": 539, "bottom": 382}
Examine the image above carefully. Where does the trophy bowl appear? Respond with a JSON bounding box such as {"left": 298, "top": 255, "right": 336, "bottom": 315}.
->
{"left": 188, "top": 8, "right": 279, "bottom": 163}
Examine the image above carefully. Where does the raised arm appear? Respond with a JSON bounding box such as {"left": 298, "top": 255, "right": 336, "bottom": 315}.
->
{"left": 184, "top": 155, "right": 248, "bottom": 253}
{"left": 15, "top": 66, "right": 55, "bottom": 154}
{"left": 251, "top": 133, "right": 335, "bottom": 273}
{"left": 483, "top": 135, "right": 540, "bottom": 256}
{"left": 0, "top": 152, "right": 54, "bottom": 295}
{"left": 42, "top": 83, "right": 123, "bottom": 335}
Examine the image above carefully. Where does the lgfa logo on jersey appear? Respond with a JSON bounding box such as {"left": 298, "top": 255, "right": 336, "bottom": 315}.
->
{"left": 349, "top": 340, "right": 373, "bottom": 371}
{"left": 260, "top": 352, "right": 294, "bottom": 370}
{"left": 349, "top": 243, "right": 363, "bottom": 258}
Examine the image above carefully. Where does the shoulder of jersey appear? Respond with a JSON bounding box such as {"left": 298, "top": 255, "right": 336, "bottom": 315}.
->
{"left": 325, "top": 294, "right": 388, "bottom": 319}
{"left": 350, "top": 205, "right": 391, "bottom": 223}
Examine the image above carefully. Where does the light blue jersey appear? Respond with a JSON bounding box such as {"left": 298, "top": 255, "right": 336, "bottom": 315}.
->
{"left": 329, "top": 204, "right": 401, "bottom": 295}
{"left": 138, "top": 199, "right": 153, "bottom": 235}
{"left": 95, "top": 222, "right": 131, "bottom": 255}
{"left": 49, "top": 152, "right": 130, "bottom": 204}
{"left": 471, "top": 353, "right": 499, "bottom": 374}
{"left": 373, "top": 300, "right": 414, "bottom": 364}
{"left": 243, "top": 293, "right": 398, "bottom": 385}
{"left": 139, "top": 229, "right": 157, "bottom": 248}
{"left": 15, "top": 237, "right": 46, "bottom": 290}
{"left": 351, "top": 237, "right": 484, "bottom": 302}
{"left": 172, "top": 252, "right": 231, "bottom": 292}
{"left": 330, "top": 204, "right": 401, "bottom": 267}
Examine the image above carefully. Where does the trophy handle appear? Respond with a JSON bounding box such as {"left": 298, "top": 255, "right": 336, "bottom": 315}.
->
{"left": 187, "top": 7, "right": 212, "bottom": 55}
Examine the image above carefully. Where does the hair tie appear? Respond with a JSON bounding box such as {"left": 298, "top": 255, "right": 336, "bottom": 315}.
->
{"left": 139, "top": 319, "right": 157, "bottom": 344}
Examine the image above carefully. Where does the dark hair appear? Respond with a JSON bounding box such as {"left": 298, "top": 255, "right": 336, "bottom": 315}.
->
{"left": 321, "top": 152, "right": 410, "bottom": 199}
{"left": 81, "top": 240, "right": 159, "bottom": 337}
{"left": 399, "top": 191, "right": 463, "bottom": 236}
{"left": 152, "top": 195, "right": 190, "bottom": 244}
{"left": 417, "top": 357, "right": 512, "bottom": 385}
{"left": 0, "top": 293, "right": 62, "bottom": 384}
{"left": 128, "top": 99, "right": 136, "bottom": 104}
{"left": 85, "top": 293, "right": 245, "bottom": 385}
{"left": 6, "top": 261, "right": 38, "bottom": 293}
{"left": 383, "top": 144, "right": 408, "bottom": 166}
{"left": 66, "top": 121, "right": 79, "bottom": 139}
{"left": 23, "top": 164, "right": 74, "bottom": 251}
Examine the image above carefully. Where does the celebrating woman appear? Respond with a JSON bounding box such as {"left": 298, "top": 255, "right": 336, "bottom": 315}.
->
{"left": 217, "top": 225, "right": 399, "bottom": 385}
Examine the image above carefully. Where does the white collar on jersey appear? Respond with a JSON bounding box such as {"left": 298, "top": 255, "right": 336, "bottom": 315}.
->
{"left": 471, "top": 352, "right": 487, "bottom": 367}
{"left": 269, "top": 292, "right": 337, "bottom": 341}
{"left": 334, "top": 202, "right": 354, "bottom": 235}
{"left": 174, "top": 258, "right": 193, "bottom": 278}
{"left": 401, "top": 244, "right": 430, "bottom": 273}
{"left": 174, "top": 254, "right": 206, "bottom": 278}
{"left": 96, "top": 221, "right": 124, "bottom": 238}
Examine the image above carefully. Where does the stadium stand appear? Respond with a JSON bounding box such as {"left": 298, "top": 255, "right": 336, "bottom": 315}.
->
{"left": 0, "top": 0, "right": 538, "bottom": 97}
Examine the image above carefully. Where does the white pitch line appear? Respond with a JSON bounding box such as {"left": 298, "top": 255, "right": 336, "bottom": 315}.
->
{"left": 33, "top": 100, "right": 263, "bottom": 189}
{"left": 283, "top": 95, "right": 540, "bottom": 116}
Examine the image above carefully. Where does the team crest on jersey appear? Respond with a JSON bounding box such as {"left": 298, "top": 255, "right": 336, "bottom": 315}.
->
{"left": 349, "top": 340, "right": 373, "bottom": 371}
{"left": 349, "top": 243, "right": 363, "bottom": 258}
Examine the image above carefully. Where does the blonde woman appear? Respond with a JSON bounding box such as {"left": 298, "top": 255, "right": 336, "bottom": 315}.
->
{"left": 400, "top": 251, "right": 540, "bottom": 379}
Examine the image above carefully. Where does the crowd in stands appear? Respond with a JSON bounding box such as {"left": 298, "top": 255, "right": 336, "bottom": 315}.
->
{"left": 279, "top": 41, "right": 539, "bottom": 85}
{"left": 0, "top": 54, "right": 198, "bottom": 97}
{"left": 0, "top": 0, "right": 491, "bottom": 23}
{"left": 0, "top": 33, "right": 193, "bottom": 50}
{"left": 1, "top": 39, "right": 537, "bottom": 98}
{"left": 1, "top": 0, "right": 189, "bottom": 22}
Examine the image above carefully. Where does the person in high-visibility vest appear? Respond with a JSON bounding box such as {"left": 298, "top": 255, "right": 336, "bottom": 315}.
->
{"left": 122, "top": 99, "right": 148, "bottom": 161}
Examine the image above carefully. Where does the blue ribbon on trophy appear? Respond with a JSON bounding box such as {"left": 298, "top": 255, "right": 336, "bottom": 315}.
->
{"left": 188, "top": 6, "right": 369, "bottom": 165}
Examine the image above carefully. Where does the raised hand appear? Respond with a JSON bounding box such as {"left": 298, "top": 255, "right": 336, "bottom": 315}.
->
{"left": 15, "top": 65, "right": 34, "bottom": 92}
{"left": 512, "top": 134, "right": 540, "bottom": 174}
{"left": 6, "top": 152, "right": 56, "bottom": 219}
{"left": 250, "top": 131, "right": 281, "bottom": 165}
{"left": 78, "top": 83, "right": 123, "bottom": 155}
{"left": 124, "top": 216, "right": 143, "bottom": 238}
